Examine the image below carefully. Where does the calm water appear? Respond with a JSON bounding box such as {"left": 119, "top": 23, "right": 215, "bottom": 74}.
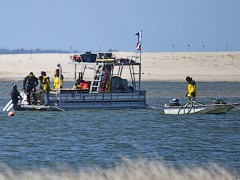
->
{"left": 0, "top": 81, "right": 239, "bottom": 179}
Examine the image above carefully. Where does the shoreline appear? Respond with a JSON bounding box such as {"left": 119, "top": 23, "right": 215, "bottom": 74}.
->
{"left": 0, "top": 52, "right": 239, "bottom": 82}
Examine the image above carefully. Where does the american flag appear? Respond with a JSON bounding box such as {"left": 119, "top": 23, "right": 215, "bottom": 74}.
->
{"left": 135, "top": 31, "right": 142, "bottom": 51}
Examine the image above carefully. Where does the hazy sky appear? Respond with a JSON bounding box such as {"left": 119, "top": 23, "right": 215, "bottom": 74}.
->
{"left": 0, "top": 0, "right": 239, "bottom": 52}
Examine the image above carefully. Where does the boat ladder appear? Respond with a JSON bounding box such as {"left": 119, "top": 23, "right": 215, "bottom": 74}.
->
{"left": 90, "top": 63, "right": 104, "bottom": 93}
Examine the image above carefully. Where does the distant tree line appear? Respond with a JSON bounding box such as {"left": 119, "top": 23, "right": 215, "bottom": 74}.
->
{"left": 0, "top": 48, "right": 119, "bottom": 54}
{"left": 0, "top": 48, "right": 71, "bottom": 54}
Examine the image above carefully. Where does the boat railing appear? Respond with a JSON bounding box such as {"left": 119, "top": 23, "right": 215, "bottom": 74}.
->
{"left": 51, "top": 89, "right": 146, "bottom": 105}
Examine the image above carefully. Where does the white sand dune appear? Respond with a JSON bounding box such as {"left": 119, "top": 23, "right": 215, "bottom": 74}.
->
{"left": 0, "top": 52, "right": 239, "bottom": 82}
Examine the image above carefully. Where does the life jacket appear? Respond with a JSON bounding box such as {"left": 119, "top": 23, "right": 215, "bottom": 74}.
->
{"left": 53, "top": 75, "right": 64, "bottom": 89}
{"left": 42, "top": 76, "right": 50, "bottom": 92}
{"left": 187, "top": 80, "right": 198, "bottom": 97}
{"left": 80, "top": 81, "right": 90, "bottom": 89}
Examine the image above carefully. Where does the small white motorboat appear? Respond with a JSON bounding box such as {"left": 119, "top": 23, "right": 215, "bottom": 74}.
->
{"left": 163, "top": 98, "right": 236, "bottom": 115}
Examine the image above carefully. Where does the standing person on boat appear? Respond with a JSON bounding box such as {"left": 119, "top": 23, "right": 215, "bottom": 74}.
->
{"left": 40, "top": 71, "right": 50, "bottom": 105}
{"left": 10, "top": 84, "right": 21, "bottom": 110}
{"left": 186, "top": 76, "right": 198, "bottom": 101}
{"left": 36, "top": 71, "right": 45, "bottom": 102}
{"left": 38, "top": 71, "right": 45, "bottom": 90}
{"left": 53, "top": 69, "right": 64, "bottom": 89}
{"left": 23, "top": 72, "right": 38, "bottom": 105}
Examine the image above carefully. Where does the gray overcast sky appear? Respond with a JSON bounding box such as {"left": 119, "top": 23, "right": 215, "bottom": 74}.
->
{"left": 0, "top": 0, "right": 239, "bottom": 52}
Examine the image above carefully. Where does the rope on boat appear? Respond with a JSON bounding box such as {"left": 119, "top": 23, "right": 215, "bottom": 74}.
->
{"left": 147, "top": 106, "right": 161, "bottom": 110}
{"left": 53, "top": 106, "right": 66, "bottom": 111}
{"left": 178, "top": 101, "right": 205, "bottom": 114}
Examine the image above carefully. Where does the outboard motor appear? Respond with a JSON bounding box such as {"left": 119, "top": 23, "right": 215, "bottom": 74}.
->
{"left": 170, "top": 98, "right": 179, "bottom": 106}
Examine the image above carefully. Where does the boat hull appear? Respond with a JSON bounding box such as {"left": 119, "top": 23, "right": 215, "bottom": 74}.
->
{"left": 16, "top": 90, "right": 147, "bottom": 111}
{"left": 163, "top": 104, "right": 235, "bottom": 115}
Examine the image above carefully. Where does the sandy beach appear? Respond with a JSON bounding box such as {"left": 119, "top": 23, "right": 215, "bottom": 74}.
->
{"left": 0, "top": 52, "right": 239, "bottom": 82}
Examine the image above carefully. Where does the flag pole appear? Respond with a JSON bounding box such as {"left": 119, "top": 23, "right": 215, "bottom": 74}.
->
{"left": 140, "top": 30, "right": 142, "bottom": 64}
{"left": 135, "top": 30, "right": 142, "bottom": 91}
{"left": 139, "top": 30, "right": 142, "bottom": 90}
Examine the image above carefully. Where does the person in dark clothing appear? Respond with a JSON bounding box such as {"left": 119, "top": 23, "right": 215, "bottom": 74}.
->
{"left": 35, "top": 71, "right": 45, "bottom": 102}
{"left": 10, "top": 84, "right": 21, "bottom": 110}
{"left": 23, "top": 72, "right": 39, "bottom": 105}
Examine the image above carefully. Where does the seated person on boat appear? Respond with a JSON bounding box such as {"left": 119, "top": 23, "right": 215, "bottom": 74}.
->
{"left": 74, "top": 79, "right": 91, "bottom": 90}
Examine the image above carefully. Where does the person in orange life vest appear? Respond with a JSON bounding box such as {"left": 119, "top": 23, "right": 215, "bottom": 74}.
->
{"left": 75, "top": 79, "right": 90, "bottom": 89}
{"left": 80, "top": 80, "right": 90, "bottom": 89}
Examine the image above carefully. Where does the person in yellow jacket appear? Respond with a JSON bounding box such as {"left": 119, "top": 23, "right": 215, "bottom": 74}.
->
{"left": 53, "top": 69, "right": 64, "bottom": 89}
{"left": 40, "top": 71, "right": 50, "bottom": 105}
{"left": 186, "top": 76, "right": 198, "bottom": 101}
